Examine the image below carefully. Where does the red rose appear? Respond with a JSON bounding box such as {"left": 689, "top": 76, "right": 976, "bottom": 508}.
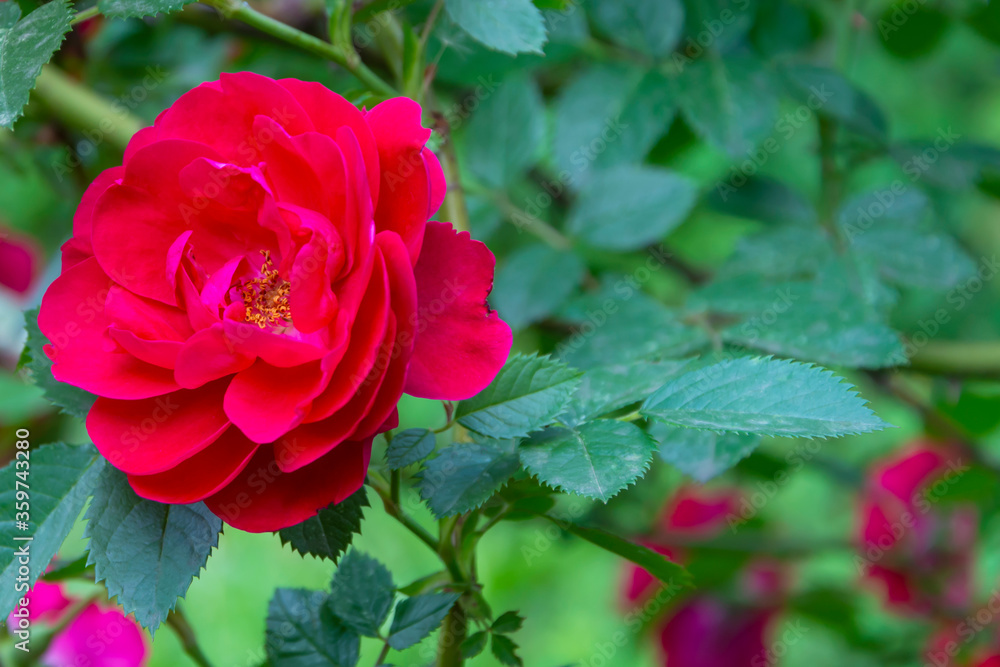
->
{"left": 39, "top": 72, "right": 512, "bottom": 532}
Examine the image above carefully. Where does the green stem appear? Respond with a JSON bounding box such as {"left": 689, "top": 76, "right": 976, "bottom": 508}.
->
{"left": 493, "top": 195, "right": 573, "bottom": 250}
{"left": 70, "top": 6, "right": 100, "bottom": 24}
{"left": 33, "top": 66, "right": 143, "bottom": 152}
{"left": 374, "top": 641, "right": 391, "bottom": 666}
{"left": 437, "top": 596, "right": 467, "bottom": 667}
{"left": 817, "top": 115, "right": 844, "bottom": 245}
{"left": 435, "top": 116, "right": 472, "bottom": 235}
{"left": 355, "top": 0, "right": 422, "bottom": 23}
{"left": 907, "top": 340, "right": 1000, "bottom": 378}
{"left": 390, "top": 469, "right": 401, "bottom": 506}
{"left": 167, "top": 606, "right": 215, "bottom": 667}
{"left": 369, "top": 475, "right": 441, "bottom": 555}
{"left": 200, "top": 0, "right": 396, "bottom": 97}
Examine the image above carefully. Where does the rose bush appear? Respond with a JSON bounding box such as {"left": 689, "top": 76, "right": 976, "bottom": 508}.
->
{"left": 38, "top": 72, "right": 511, "bottom": 532}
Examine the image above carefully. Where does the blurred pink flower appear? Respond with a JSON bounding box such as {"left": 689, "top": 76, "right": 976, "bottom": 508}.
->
{"left": 7, "top": 580, "right": 148, "bottom": 667}
{"left": 0, "top": 226, "right": 40, "bottom": 296}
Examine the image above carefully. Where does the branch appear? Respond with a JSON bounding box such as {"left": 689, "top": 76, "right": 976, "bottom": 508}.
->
{"left": 167, "top": 606, "right": 215, "bottom": 667}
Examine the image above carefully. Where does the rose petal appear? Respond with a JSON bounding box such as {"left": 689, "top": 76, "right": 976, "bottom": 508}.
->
{"left": 224, "top": 360, "right": 328, "bottom": 443}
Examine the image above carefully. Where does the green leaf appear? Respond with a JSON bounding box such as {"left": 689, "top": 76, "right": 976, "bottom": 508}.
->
{"left": 556, "top": 280, "right": 709, "bottom": 368}
{"left": 387, "top": 592, "right": 461, "bottom": 650}
{"left": 386, "top": 429, "right": 437, "bottom": 470}
{"left": 641, "top": 356, "right": 890, "bottom": 438}
{"left": 588, "top": 0, "right": 684, "bottom": 57}
{"left": 716, "top": 226, "right": 833, "bottom": 281}
{"left": 463, "top": 74, "right": 545, "bottom": 188}
{"left": 567, "top": 166, "right": 697, "bottom": 250}
{"left": 267, "top": 588, "right": 361, "bottom": 667}
{"left": 85, "top": 465, "right": 221, "bottom": 634}
{"left": 545, "top": 517, "right": 689, "bottom": 584}
{"left": 18, "top": 309, "right": 97, "bottom": 420}
{"left": 444, "top": 0, "right": 547, "bottom": 55}
{"left": 676, "top": 56, "right": 781, "bottom": 158}
{"left": 652, "top": 424, "right": 762, "bottom": 482}
{"left": 552, "top": 64, "right": 675, "bottom": 180}
{"left": 491, "top": 611, "right": 525, "bottom": 634}
{"left": 707, "top": 176, "right": 816, "bottom": 226}
{"left": 97, "top": 0, "right": 194, "bottom": 18}
{"left": 416, "top": 439, "right": 521, "bottom": 517}
{"left": 0, "top": 443, "right": 103, "bottom": 619}
{"left": 278, "top": 490, "right": 368, "bottom": 563}
{"left": 492, "top": 244, "right": 586, "bottom": 330}
{"left": 456, "top": 354, "right": 582, "bottom": 438}
{"left": 780, "top": 64, "right": 888, "bottom": 141}
{"left": 461, "top": 631, "right": 490, "bottom": 658}
{"left": 0, "top": 1, "right": 72, "bottom": 128}
{"left": 682, "top": 0, "right": 756, "bottom": 53}
{"left": 520, "top": 421, "right": 655, "bottom": 501}
{"left": 561, "top": 359, "right": 694, "bottom": 425}
{"left": 851, "top": 228, "right": 976, "bottom": 290}
{"left": 491, "top": 634, "right": 524, "bottom": 667}
{"left": 328, "top": 550, "right": 395, "bottom": 637}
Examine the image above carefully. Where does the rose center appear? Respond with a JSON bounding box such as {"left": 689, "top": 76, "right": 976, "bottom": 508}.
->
{"left": 241, "top": 251, "right": 291, "bottom": 328}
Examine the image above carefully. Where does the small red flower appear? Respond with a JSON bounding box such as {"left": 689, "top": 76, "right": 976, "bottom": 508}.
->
{"left": 39, "top": 72, "right": 512, "bottom": 532}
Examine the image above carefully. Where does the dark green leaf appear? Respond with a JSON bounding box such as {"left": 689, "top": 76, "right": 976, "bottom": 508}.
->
{"left": 780, "top": 64, "right": 888, "bottom": 141}
{"left": 641, "top": 356, "right": 890, "bottom": 438}
{"left": 707, "top": 176, "right": 816, "bottom": 226}
{"left": 416, "top": 439, "right": 521, "bottom": 517}
{"left": 267, "top": 588, "right": 361, "bottom": 667}
{"left": 328, "top": 550, "right": 395, "bottom": 637}
{"left": 461, "top": 631, "right": 490, "bottom": 658}
{"left": 567, "top": 166, "right": 697, "bottom": 250}
{"left": 463, "top": 74, "right": 545, "bottom": 188}
{"left": 491, "top": 611, "right": 525, "bottom": 634}
{"left": 682, "top": 0, "right": 757, "bottom": 54}
{"left": 85, "top": 466, "right": 221, "bottom": 634}
{"left": 652, "top": 423, "right": 762, "bottom": 481}
{"left": 492, "top": 244, "right": 586, "bottom": 330}
{"left": 491, "top": 634, "right": 524, "bottom": 667}
{"left": 278, "top": 490, "right": 368, "bottom": 563}
{"left": 588, "top": 0, "right": 685, "bottom": 57}
{"left": 387, "top": 592, "right": 461, "bottom": 650}
{"left": 0, "top": 1, "right": 72, "bottom": 128}
{"left": 456, "top": 354, "right": 582, "bottom": 438}
{"left": 0, "top": 443, "right": 103, "bottom": 619}
{"left": 520, "top": 421, "right": 655, "bottom": 501}
{"left": 676, "top": 56, "right": 781, "bottom": 158}
{"left": 386, "top": 429, "right": 436, "bottom": 470}
{"left": 552, "top": 64, "right": 675, "bottom": 180}
{"left": 98, "top": 0, "right": 194, "bottom": 18}
{"left": 444, "top": 0, "right": 547, "bottom": 55}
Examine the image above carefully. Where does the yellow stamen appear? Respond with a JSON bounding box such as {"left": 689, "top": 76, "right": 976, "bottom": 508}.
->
{"left": 241, "top": 251, "right": 291, "bottom": 328}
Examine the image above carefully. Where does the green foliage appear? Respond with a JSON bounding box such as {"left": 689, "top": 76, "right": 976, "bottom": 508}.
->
{"left": 444, "top": 0, "right": 547, "bottom": 55}
{"left": 85, "top": 465, "right": 222, "bottom": 633}
{"left": 0, "top": 0, "right": 72, "bottom": 128}
{"left": 456, "top": 354, "right": 582, "bottom": 439}
{"left": 387, "top": 592, "right": 462, "bottom": 650}
{"left": 98, "top": 0, "right": 195, "bottom": 19}
{"left": 520, "top": 420, "right": 656, "bottom": 501}
{"left": 266, "top": 588, "right": 360, "bottom": 667}
{"left": 652, "top": 423, "right": 762, "bottom": 481}
{"left": 19, "top": 309, "right": 96, "bottom": 420}
{"left": 641, "top": 356, "right": 890, "bottom": 437}
{"left": 567, "top": 166, "right": 698, "bottom": 250}
{"left": 588, "top": 0, "right": 685, "bottom": 57}
{"left": 278, "top": 490, "right": 369, "bottom": 563}
{"left": 416, "top": 438, "right": 521, "bottom": 517}
{"left": 492, "top": 244, "right": 586, "bottom": 330}
{"left": 560, "top": 359, "right": 694, "bottom": 424}
{"left": 550, "top": 518, "right": 689, "bottom": 584}
{"left": 385, "top": 429, "right": 437, "bottom": 470}
{"left": 328, "top": 550, "right": 396, "bottom": 637}
{"left": 0, "top": 443, "right": 103, "bottom": 618}
{"left": 491, "top": 633, "right": 524, "bottom": 666}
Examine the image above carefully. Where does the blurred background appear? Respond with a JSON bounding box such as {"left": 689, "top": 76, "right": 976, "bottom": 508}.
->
{"left": 5, "top": 0, "right": 1000, "bottom": 665}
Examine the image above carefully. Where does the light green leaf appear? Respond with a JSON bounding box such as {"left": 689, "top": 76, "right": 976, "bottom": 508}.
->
{"left": 278, "top": 490, "right": 368, "bottom": 563}
{"left": 416, "top": 439, "right": 521, "bottom": 517}
{"left": 328, "top": 550, "right": 395, "bottom": 637}
{"left": 520, "top": 420, "right": 655, "bottom": 501}
{"left": 0, "top": 1, "right": 72, "bottom": 128}
{"left": 588, "top": 0, "right": 684, "bottom": 57}
{"left": 492, "top": 244, "right": 586, "bottom": 330}
{"left": 267, "top": 588, "right": 360, "bottom": 667}
{"left": 387, "top": 592, "right": 461, "bottom": 650}
{"left": 386, "top": 429, "right": 436, "bottom": 470}
{"left": 676, "top": 56, "right": 781, "bottom": 158}
{"left": 852, "top": 227, "right": 976, "bottom": 290}
{"left": 553, "top": 64, "right": 675, "bottom": 180}
{"left": 85, "top": 466, "right": 221, "bottom": 634}
{"left": 567, "top": 166, "right": 697, "bottom": 250}
{"left": 561, "top": 359, "right": 694, "bottom": 425}
{"left": 0, "top": 443, "right": 103, "bottom": 619}
{"left": 652, "top": 423, "right": 761, "bottom": 482}
{"left": 463, "top": 74, "right": 545, "bottom": 188}
{"left": 641, "top": 356, "right": 890, "bottom": 437}
{"left": 97, "top": 0, "right": 195, "bottom": 18}
{"left": 457, "top": 354, "right": 582, "bottom": 438}
{"left": 18, "top": 309, "right": 97, "bottom": 420}
{"left": 444, "top": 0, "right": 547, "bottom": 55}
